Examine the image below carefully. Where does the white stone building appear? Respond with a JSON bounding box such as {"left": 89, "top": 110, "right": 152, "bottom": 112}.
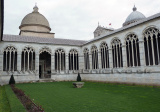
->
{"left": 0, "top": 4, "right": 160, "bottom": 85}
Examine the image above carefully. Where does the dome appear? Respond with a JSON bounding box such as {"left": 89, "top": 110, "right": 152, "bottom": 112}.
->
{"left": 19, "top": 5, "right": 51, "bottom": 31}
{"left": 123, "top": 6, "right": 146, "bottom": 26}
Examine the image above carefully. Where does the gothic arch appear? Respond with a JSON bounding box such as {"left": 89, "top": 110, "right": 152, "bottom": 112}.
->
{"left": 100, "top": 42, "right": 109, "bottom": 69}
{"left": 143, "top": 27, "right": 160, "bottom": 66}
{"left": 83, "top": 48, "right": 90, "bottom": 69}
{"left": 55, "top": 49, "right": 65, "bottom": 71}
{"left": 21, "top": 46, "right": 35, "bottom": 71}
{"left": 3, "top": 44, "right": 17, "bottom": 52}
{"left": 39, "top": 47, "right": 52, "bottom": 54}
{"left": 91, "top": 45, "right": 98, "bottom": 69}
{"left": 3, "top": 46, "right": 17, "bottom": 71}
{"left": 69, "top": 49, "right": 79, "bottom": 70}
{"left": 111, "top": 38, "right": 123, "bottom": 68}
{"left": 125, "top": 33, "right": 140, "bottom": 67}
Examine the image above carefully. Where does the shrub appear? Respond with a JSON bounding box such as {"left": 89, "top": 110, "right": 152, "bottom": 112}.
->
{"left": 9, "top": 74, "right": 15, "bottom": 85}
{"left": 77, "top": 73, "right": 81, "bottom": 82}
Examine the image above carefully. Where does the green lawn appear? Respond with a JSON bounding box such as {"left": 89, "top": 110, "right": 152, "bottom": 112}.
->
{"left": 0, "top": 85, "right": 26, "bottom": 112}
{"left": 16, "top": 82, "right": 160, "bottom": 112}
{"left": 0, "top": 86, "right": 11, "bottom": 112}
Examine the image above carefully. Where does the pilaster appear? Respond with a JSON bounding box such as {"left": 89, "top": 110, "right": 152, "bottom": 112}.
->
{"left": 79, "top": 55, "right": 84, "bottom": 70}
{"left": 122, "top": 45, "right": 127, "bottom": 68}
{"left": 17, "top": 52, "right": 21, "bottom": 71}
{"left": 51, "top": 54, "right": 55, "bottom": 73}
{"left": 109, "top": 49, "right": 113, "bottom": 68}
{"left": 35, "top": 52, "right": 39, "bottom": 75}
{"left": 89, "top": 53, "right": 92, "bottom": 70}
{"left": 139, "top": 41, "right": 145, "bottom": 66}
{"left": 0, "top": 52, "right": 3, "bottom": 72}
{"left": 66, "top": 54, "right": 69, "bottom": 70}
{"left": 98, "top": 51, "right": 101, "bottom": 69}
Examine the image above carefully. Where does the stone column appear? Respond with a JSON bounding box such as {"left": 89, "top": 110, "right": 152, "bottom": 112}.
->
{"left": 98, "top": 51, "right": 101, "bottom": 69}
{"left": 51, "top": 54, "right": 55, "bottom": 73}
{"left": 122, "top": 45, "right": 127, "bottom": 68}
{"left": 109, "top": 49, "right": 113, "bottom": 68}
{"left": 89, "top": 53, "right": 92, "bottom": 70}
{"left": 0, "top": 51, "right": 3, "bottom": 72}
{"left": 79, "top": 55, "right": 84, "bottom": 70}
{"left": 66, "top": 54, "right": 69, "bottom": 70}
{"left": 35, "top": 52, "right": 39, "bottom": 75}
{"left": 17, "top": 52, "right": 21, "bottom": 72}
{"left": 139, "top": 41, "right": 145, "bottom": 66}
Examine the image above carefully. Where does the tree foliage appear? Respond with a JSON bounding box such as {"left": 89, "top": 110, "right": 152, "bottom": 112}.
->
{"left": 9, "top": 74, "right": 15, "bottom": 85}
{"left": 77, "top": 73, "right": 81, "bottom": 82}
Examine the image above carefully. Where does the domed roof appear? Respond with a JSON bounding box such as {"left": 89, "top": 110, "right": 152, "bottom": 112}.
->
{"left": 19, "top": 5, "right": 51, "bottom": 30}
{"left": 123, "top": 6, "right": 146, "bottom": 26}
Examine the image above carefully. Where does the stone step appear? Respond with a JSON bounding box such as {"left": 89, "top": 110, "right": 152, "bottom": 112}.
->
{"left": 38, "top": 79, "right": 55, "bottom": 82}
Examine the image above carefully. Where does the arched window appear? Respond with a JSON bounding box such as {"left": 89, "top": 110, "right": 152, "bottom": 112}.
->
{"left": 144, "top": 27, "right": 160, "bottom": 66}
{"left": 111, "top": 38, "right": 123, "bottom": 68}
{"left": 55, "top": 49, "right": 65, "bottom": 71}
{"left": 3, "top": 46, "right": 17, "bottom": 71}
{"left": 126, "top": 34, "right": 140, "bottom": 67}
{"left": 91, "top": 46, "right": 98, "bottom": 69}
{"left": 69, "top": 49, "right": 79, "bottom": 70}
{"left": 83, "top": 48, "right": 90, "bottom": 69}
{"left": 21, "top": 47, "right": 35, "bottom": 71}
{"left": 100, "top": 42, "right": 109, "bottom": 69}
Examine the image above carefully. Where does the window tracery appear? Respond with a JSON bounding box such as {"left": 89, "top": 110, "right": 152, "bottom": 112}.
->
{"left": 111, "top": 39, "right": 123, "bottom": 68}
{"left": 3, "top": 46, "right": 17, "bottom": 71}
{"left": 91, "top": 46, "right": 98, "bottom": 69}
{"left": 100, "top": 42, "right": 109, "bottom": 68}
{"left": 22, "top": 47, "right": 35, "bottom": 71}
{"left": 55, "top": 49, "right": 65, "bottom": 71}
{"left": 83, "top": 48, "right": 90, "bottom": 69}
{"left": 144, "top": 27, "right": 160, "bottom": 66}
{"left": 125, "top": 34, "right": 140, "bottom": 67}
{"left": 69, "top": 49, "right": 79, "bottom": 70}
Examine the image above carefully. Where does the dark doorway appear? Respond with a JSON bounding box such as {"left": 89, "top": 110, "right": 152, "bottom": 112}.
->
{"left": 39, "top": 51, "right": 51, "bottom": 78}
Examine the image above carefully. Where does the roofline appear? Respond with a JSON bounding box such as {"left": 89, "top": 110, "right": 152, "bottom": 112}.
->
{"left": 83, "top": 12, "right": 160, "bottom": 46}
{"left": 0, "top": 0, "right": 4, "bottom": 41}
{"left": 2, "top": 40, "right": 83, "bottom": 47}
{"left": 2, "top": 34, "right": 87, "bottom": 46}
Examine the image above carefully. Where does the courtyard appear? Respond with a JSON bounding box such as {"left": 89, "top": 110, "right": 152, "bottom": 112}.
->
{"left": 0, "top": 82, "right": 160, "bottom": 112}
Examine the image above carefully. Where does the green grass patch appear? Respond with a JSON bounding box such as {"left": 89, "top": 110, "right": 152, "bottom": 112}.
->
{"left": 16, "top": 82, "right": 160, "bottom": 112}
{"left": 0, "top": 86, "right": 11, "bottom": 112}
{"left": 5, "top": 85, "right": 26, "bottom": 112}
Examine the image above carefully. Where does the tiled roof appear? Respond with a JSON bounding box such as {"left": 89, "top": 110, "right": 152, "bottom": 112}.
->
{"left": 2, "top": 34, "right": 87, "bottom": 46}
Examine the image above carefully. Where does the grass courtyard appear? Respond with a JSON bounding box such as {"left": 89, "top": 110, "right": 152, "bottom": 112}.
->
{"left": 13, "top": 82, "right": 160, "bottom": 112}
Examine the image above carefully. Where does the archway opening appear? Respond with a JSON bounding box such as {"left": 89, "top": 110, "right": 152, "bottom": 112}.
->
{"left": 39, "top": 51, "right": 51, "bottom": 79}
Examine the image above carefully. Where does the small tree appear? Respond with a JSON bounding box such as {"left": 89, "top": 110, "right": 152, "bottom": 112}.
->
{"left": 77, "top": 73, "right": 81, "bottom": 82}
{"left": 9, "top": 74, "right": 15, "bottom": 85}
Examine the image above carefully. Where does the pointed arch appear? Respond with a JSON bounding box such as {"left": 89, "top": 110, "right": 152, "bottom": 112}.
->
{"left": 69, "top": 49, "right": 79, "bottom": 70}
{"left": 3, "top": 46, "right": 17, "bottom": 71}
{"left": 100, "top": 42, "right": 109, "bottom": 69}
{"left": 125, "top": 33, "right": 140, "bottom": 67}
{"left": 55, "top": 49, "right": 65, "bottom": 71}
{"left": 91, "top": 45, "right": 98, "bottom": 69}
{"left": 83, "top": 48, "right": 90, "bottom": 69}
{"left": 111, "top": 38, "right": 123, "bottom": 68}
{"left": 143, "top": 27, "right": 160, "bottom": 66}
{"left": 21, "top": 46, "right": 35, "bottom": 71}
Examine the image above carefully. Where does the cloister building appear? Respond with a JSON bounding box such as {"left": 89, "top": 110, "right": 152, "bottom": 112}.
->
{"left": 0, "top": 4, "right": 160, "bottom": 85}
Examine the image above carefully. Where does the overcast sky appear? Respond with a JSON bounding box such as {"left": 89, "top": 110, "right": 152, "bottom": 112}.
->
{"left": 4, "top": 0, "right": 160, "bottom": 40}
